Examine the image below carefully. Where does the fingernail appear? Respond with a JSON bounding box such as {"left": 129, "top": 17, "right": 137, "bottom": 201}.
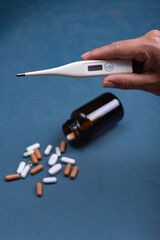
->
{"left": 81, "top": 51, "right": 91, "bottom": 59}
{"left": 103, "top": 81, "right": 116, "bottom": 88}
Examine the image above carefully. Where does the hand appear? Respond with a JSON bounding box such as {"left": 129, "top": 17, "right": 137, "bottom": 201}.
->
{"left": 81, "top": 30, "right": 160, "bottom": 96}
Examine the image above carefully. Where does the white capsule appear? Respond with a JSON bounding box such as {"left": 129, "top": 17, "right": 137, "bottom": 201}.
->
{"left": 61, "top": 156, "right": 76, "bottom": 165}
{"left": 55, "top": 147, "right": 61, "bottom": 157}
{"left": 17, "top": 161, "right": 26, "bottom": 174}
{"left": 44, "top": 144, "right": 53, "bottom": 156}
{"left": 26, "top": 143, "right": 40, "bottom": 152}
{"left": 48, "top": 163, "right": 62, "bottom": 175}
{"left": 21, "top": 165, "right": 30, "bottom": 178}
{"left": 43, "top": 177, "right": 57, "bottom": 184}
{"left": 48, "top": 153, "right": 58, "bottom": 166}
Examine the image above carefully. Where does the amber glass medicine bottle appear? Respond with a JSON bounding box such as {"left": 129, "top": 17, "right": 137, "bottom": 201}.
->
{"left": 62, "top": 93, "right": 124, "bottom": 145}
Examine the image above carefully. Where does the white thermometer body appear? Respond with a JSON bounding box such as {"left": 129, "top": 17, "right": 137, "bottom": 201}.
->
{"left": 17, "top": 60, "right": 132, "bottom": 78}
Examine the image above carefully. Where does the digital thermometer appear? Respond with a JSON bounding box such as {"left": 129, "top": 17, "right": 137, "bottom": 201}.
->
{"left": 16, "top": 59, "right": 132, "bottom": 78}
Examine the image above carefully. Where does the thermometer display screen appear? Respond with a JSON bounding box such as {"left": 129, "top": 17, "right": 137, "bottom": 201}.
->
{"left": 88, "top": 65, "right": 103, "bottom": 71}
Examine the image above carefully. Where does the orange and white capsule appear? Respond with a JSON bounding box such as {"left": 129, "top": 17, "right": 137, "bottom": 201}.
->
{"left": 37, "top": 182, "right": 43, "bottom": 197}
{"left": 5, "top": 173, "right": 21, "bottom": 181}
{"left": 60, "top": 141, "right": 66, "bottom": 153}
{"left": 70, "top": 166, "right": 79, "bottom": 179}
{"left": 30, "top": 153, "right": 38, "bottom": 165}
{"left": 64, "top": 163, "right": 72, "bottom": 176}
{"left": 30, "top": 164, "right": 43, "bottom": 175}
{"left": 34, "top": 148, "right": 42, "bottom": 160}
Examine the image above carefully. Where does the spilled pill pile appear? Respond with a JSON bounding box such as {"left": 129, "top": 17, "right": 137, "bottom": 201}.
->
{"left": 5, "top": 141, "right": 79, "bottom": 197}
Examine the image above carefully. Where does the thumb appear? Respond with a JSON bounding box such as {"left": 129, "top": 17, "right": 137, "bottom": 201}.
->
{"left": 102, "top": 73, "right": 156, "bottom": 93}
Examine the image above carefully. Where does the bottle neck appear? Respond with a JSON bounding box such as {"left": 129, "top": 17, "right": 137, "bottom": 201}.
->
{"left": 62, "top": 119, "right": 81, "bottom": 143}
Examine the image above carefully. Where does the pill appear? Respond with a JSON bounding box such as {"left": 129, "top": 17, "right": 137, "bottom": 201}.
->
{"left": 34, "top": 148, "right": 42, "bottom": 160}
{"left": 43, "top": 177, "right": 57, "bottom": 184}
{"left": 21, "top": 165, "right": 30, "bottom": 178}
{"left": 30, "top": 153, "right": 38, "bottom": 165}
{"left": 61, "top": 156, "right": 75, "bottom": 165}
{"left": 23, "top": 150, "right": 34, "bottom": 158}
{"left": 27, "top": 160, "right": 33, "bottom": 167}
{"left": 30, "top": 164, "right": 43, "bottom": 175}
{"left": 66, "top": 132, "right": 76, "bottom": 141}
{"left": 70, "top": 166, "right": 79, "bottom": 179}
{"left": 17, "top": 161, "right": 26, "bottom": 174}
{"left": 48, "top": 163, "right": 62, "bottom": 175}
{"left": 48, "top": 153, "right": 58, "bottom": 166}
{"left": 44, "top": 144, "right": 53, "bottom": 156}
{"left": 37, "top": 182, "right": 42, "bottom": 197}
{"left": 64, "top": 163, "right": 72, "bottom": 176}
{"left": 5, "top": 173, "right": 21, "bottom": 181}
{"left": 55, "top": 147, "right": 61, "bottom": 157}
{"left": 60, "top": 141, "right": 66, "bottom": 153}
{"left": 26, "top": 143, "right": 40, "bottom": 152}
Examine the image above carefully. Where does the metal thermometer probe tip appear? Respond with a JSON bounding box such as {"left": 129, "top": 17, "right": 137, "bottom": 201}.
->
{"left": 16, "top": 73, "right": 25, "bottom": 77}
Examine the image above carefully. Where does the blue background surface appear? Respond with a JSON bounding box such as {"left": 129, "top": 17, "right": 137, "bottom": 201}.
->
{"left": 0, "top": 0, "right": 160, "bottom": 239}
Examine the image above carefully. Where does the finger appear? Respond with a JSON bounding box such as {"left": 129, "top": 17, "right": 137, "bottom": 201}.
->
{"left": 81, "top": 38, "right": 146, "bottom": 61}
{"left": 102, "top": 73, "right": 155, "bottom": 92}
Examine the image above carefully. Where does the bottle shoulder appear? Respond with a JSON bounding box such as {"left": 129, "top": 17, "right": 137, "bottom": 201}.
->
{"left": 71, "top": 110, "right": 88, "bottom": 122}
